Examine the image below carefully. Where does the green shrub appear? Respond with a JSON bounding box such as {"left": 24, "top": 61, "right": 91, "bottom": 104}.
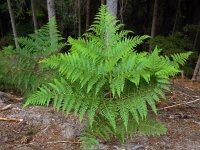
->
{"left": 0, "top": 17, "right": 65, "bottom": 95}
{"left": 0, "top": 34, "right": 14, "bottom": 49}
{"left": 25, "top": 6, "right": 191, "bottom": 149}
{"left": 148, "top": 32, "right": 192, "bottom": 55}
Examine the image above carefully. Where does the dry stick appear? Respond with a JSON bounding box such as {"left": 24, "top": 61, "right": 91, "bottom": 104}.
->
{"left": 14, "top": 143, "right": 37, "bottom": 150}
{"left": 0, "top": 104, "right": 12, "bottom": 111}
{"left": 0, "top": 91, "right": 23, "bottom": 102}
{"left": 15, "top": 140, "right": 85, "bottom": 149}
{"left": 46, "top": 140, "right": 86, "bottom": 144}
{"left": 0, "top": 117, "right": 23, "bottom": 122}
{"left": 157, "top": 98, "right": 200, "bottom": 111}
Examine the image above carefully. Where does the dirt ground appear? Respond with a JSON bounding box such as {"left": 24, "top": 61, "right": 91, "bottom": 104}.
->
{"left": 0, "top": 79, "right": 200, "bottom": 150}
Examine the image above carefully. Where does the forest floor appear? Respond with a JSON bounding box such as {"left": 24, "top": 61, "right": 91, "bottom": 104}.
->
{"left": 0, "top": 79, "right": 200, "bottom": 150}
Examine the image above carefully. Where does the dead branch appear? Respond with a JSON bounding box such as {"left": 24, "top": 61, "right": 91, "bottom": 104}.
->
{"left": 0, "top": 117, "right": 23, "bottom": 122}
{"left": 157, "top": 98, "right": 200, "bottom": 111}
{"left": 0, "top": 91, "right": 23, "bottom": 102}
{"left": 46, "top": 140, "right": 85, "bottom": 144}
{"left": 14, "top": 140, "right": 85, "bottom": 149}
{"left": 0, "top": 104, "right": 12, "bottom": 111}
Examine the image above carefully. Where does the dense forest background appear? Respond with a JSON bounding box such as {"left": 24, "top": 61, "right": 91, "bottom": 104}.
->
{"left": 0, "top": 0, "right": 200, "bottom": 79}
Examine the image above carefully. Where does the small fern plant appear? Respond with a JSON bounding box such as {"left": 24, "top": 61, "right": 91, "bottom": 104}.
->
{"left": 25, "top": 5, "right": 191, "bottom": 149}
{"left": 0, "top": 17, "right": 65, "bottom": 95}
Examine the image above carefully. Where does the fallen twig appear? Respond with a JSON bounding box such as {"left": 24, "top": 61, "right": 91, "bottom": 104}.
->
{"left": 46, "top": 140, "right": 85, "bottom": 144}
{"left": 0, "top": 91, "right": 23, "bottom": 102}
{"left": 175, "top": 89, "right": 197, "bottom": 99}
{"left": 0, "top": 104, "right": 12, "bottom": 111}
{"left": 14, "top": 140, "right": 84, "bottom": 149}
{"left": 14, "top": 143, "right": 37, "bottom": 150}
{"left": 157, "top": 98, "right": 200, "bottom": 111}
{"left": 0, "top": 117, "right": 23, "bottom": 122}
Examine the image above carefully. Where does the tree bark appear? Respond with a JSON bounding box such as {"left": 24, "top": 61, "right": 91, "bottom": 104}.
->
{"left": 0, "top": 16, "right": 3, "bottom": 37}
{"left": 47, "top": 0, "right": 56, "bottom": 20}
{"left": 119, "top": 0, "right": 124, "bottom": 24}
{"left": 7, "top": 0, "right": 19, "bottom": 49}
{"left": 192, "top": 54, "right": 200, "bottom": 81}
{"left": 192, "top": 22, "right": 200, "bottom": 81}
{"left": 78, "top": 0, "right": 81, "bottom": 36}
{"left": 31, "top": 0, "right": 38, "bottom": 31}
{"left": 172, "top": 0, "right": 181, "bottom": 34}
{"left": 193, "top": 22, "right": 200, "bottom": 51}
{"left": 86, "top": 0, "right": 90, "bottom": 31}
{"left": 101, "top": 0, "right": 106, "bottom": 4}
{"left": 107, "top": 0, "right": 118, "bottom": 17}
{"left": 150, "top": 0, "right": 159, "bottom": 38}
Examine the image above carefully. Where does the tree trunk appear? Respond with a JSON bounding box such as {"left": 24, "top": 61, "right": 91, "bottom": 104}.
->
{"left": 0, "top": 16, "right": 3, "bottom": 37}
{"left": 192, "top": 23, "right": 200, "bottom": 81}
{"left": 47, "top": 0, "right": 57, "bottom": 51}
{"left": 193, "top": 22, "right": 200, "bottom": 51}
{"left": 31, "top": 0, "right": 38, "bottom": 31}
{"left": 86, "top": 0, "right": 90, "bottom": 31}
{"left": 107, "top": 0, "right": 118, "bottom": 17}
{"left": 119, "top": 0, "right": 124, "bottom": 24}
{"left": 101, "top": 0, "right": 106, "bottom": 4}
{"left": 78, "top": 0, "right": 81, "bottom": 36}
{"left": 172, "top": 0, "right": 181, "bottom": 34}
{"left": 7, "top": 0, "right": 19, "bottom": 49}
{"left": 150, "top": 0, "right": 158, "bottom": 38}
{"left": 47, "top": 0, "right": 56, "bottom": 20}
{"left": 192, "top": 54, "right": 200, "bottom": 81}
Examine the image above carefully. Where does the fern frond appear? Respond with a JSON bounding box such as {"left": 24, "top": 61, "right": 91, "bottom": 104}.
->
{"left": 100, "top": 102, "right": 117, "bottom": 131}
{"left": 0, "top": 18, "right": 65, "bottom": 95}
{"left": 80, "top": 137, "right": 99, "bottom": 150}
{"left": 171, "top": 52, "right": 192, "bottom": 67}
{"left": 138, "top": 118, "right": 167, "bottom": 135}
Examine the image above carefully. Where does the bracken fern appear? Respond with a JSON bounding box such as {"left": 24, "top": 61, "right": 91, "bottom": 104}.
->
{"left": 25, "top": 5, "right": 191, "bottom": 149}
{"left": 0, "top": 17, "right": 65, "bottom": 95}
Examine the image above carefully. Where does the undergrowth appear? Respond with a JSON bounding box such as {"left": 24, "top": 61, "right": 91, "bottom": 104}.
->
{"left": 0, "top": 17, "right": 65, "bottom": 95}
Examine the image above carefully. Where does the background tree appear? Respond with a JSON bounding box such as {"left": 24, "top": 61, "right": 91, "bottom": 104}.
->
{"left": 172, "top": 0, "right": 181, "bottom": 34}
{"left": 192, "top": 23, "right": 200, "bottom": 81}
{"left": 192, "top": 22, "right": 200, "bottom": 51}
{"left": 150, "top": 0, "right": 158, "bottom": 38}
{"left": 107, "top": 0, "right": 118, "bottom": 17}
{"left": 119, "top": 0, "right": 124, "bottom": 24}
{"left": 119, "top": 0, "right": 127, "bottom": 25}
{"left": 101, "top": 0, "right": 106, "bottom": 4}
{"left": 31, "top": 0, "right": 38, "bottom": 30}
{"left": 192, "top": 54, "right": 200, "bottom": 81}
{"left": 47, "top": 0, "right": 56, "bottom": 20}
{"left": 86, "top": 0, "right": 90, "bottom": 31}
{"left": 78, "top": 0, "right": 81, "bottom": 36}
{"left": 7, "top": 0, "right": 19, "bottom": 48}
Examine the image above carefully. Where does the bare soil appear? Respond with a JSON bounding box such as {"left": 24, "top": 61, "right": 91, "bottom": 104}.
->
{"left": 0, "top": 79, "right": 200, "bottom": 150}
